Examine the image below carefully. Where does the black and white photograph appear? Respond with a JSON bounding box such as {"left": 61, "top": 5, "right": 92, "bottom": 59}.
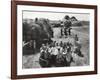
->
{"left": 22, "top": 11, "right": 90, "bottom": 69}
{"left": 11, "top": 1, "right": 97, "bottom": 79}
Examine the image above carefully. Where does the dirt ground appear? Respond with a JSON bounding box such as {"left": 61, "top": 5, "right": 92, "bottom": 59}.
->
{"left": 22, "top": 26, "right": 89, "bottom": 68}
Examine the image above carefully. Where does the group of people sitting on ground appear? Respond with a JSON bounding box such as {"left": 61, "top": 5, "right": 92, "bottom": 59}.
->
{"left": 39, "top": 35, "right": 84, "bottom": 67}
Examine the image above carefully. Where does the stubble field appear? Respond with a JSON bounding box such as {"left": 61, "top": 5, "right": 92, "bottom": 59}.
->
{"left": 22, "top": 25, "right": 89, "bottom": 68}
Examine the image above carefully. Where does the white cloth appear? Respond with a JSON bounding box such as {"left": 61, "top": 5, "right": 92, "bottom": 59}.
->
{"left": 51, "top": 47, "right": 58, "bottom": 55}
{"left": 48, "top": 48, "right": 52, "bottom": 53}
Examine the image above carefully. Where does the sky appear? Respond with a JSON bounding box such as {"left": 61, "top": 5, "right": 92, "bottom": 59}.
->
{"left": 23, "top": 11, "right": 90, "bottom": 21}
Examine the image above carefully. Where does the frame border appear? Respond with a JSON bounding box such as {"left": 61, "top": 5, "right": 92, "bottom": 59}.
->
{"left": 11, "top": 1, "right": 97, "bottom": 79}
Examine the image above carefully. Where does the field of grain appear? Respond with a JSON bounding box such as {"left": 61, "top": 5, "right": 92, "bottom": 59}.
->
{"left": 22, "top": 26, "right": 89, "bottom": 68}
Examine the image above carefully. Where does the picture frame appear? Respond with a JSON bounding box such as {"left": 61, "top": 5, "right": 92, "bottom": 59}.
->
{"left": 11, "top": 0, "right": 97, "bottom": 79}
